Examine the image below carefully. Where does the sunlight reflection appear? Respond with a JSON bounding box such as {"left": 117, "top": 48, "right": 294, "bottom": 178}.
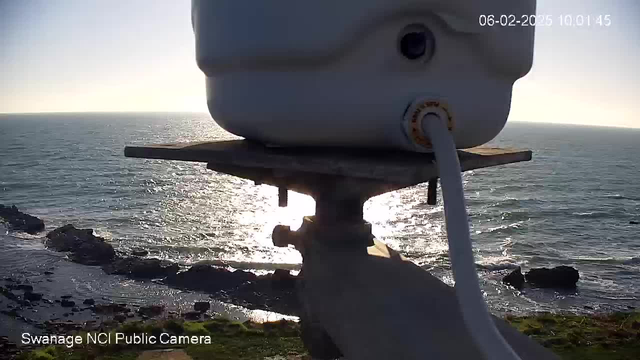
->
{"left": 150, "top": 164, "right": 453, "bottom": 269}
{"left": 230, "top": 185, "right": 315, "bottom": 266}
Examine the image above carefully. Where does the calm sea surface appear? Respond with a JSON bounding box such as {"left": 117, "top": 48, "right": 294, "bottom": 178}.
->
{"left": 1, "top": 113, "right": 639, "bottom": 315}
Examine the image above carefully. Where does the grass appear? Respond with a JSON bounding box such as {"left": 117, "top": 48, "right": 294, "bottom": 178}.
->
{"left": 18, "top": 318, "right": 305, "bottom": 360}
{"left": 506, "top": 312, "right": 640, "bottom": 360}
{"left": 18, "top": 312, "right": 640, "bottom": 360}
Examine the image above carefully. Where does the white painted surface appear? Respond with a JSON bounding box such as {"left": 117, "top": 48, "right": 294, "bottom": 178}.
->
{"left": 192, "top": 0, "right": 535, "bottom": 151}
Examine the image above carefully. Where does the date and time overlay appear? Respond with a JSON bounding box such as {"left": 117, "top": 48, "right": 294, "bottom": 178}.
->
{"left": 478, "top": 14, "right": 612, "bottom": 27}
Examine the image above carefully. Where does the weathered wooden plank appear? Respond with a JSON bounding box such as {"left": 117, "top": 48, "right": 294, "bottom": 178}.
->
{"left": 124, "top": 140, "right": 531, "bottom": 184}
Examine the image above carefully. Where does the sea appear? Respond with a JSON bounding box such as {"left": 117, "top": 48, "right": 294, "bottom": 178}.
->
{"left": 1, "top": 112, "right": 639, "bottom": 319}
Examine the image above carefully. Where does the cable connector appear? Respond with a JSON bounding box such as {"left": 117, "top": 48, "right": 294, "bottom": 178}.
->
{"left": 403, "top": 98, "right": 454, "bottom": 151}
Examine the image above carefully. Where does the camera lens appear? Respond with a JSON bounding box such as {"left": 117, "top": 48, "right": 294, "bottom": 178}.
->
{"left": 399, "top": 25, "right": 435, "bottom": 61}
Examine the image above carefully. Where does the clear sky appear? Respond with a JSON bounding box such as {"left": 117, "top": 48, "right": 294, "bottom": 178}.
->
{"left": 1, "top": 0, "right": 638, "bottom": 128}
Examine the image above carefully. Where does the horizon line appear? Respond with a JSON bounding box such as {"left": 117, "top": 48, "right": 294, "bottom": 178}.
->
{"left": 0, "top": 110, "right": 208, "bottom": 115}
{"left": 0, "top": 111, "right": 637, "bottom": 130}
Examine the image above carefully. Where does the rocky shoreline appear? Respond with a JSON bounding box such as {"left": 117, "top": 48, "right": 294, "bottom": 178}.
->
{"left": 2, "top": 205, "right": 584, "bottom": 304}
{"left": 43, "top": 223, "right": 301, "bottom": 315}
{"left": 0, "top": 205, "right": 591, "bottom": 322}
{"left": 1, "top": 206, "right": 301, "bottom": 333}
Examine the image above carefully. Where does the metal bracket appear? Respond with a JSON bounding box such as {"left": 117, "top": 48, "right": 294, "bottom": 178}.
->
{"left": 278, "top": 186, "right": 288, "bottom": 207}
{"left": 427, "top": 178, "right": 438, "bottom": 205}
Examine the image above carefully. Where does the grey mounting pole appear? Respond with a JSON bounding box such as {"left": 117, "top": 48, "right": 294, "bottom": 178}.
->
{"left": 271, "top": 177, "right": 387, "bottom": 253}
{"left": 427, "top": 178, "right": 438, "bottom": 205}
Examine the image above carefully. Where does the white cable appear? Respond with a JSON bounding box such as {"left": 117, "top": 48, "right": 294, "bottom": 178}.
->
{"left": 422, "top": 113, "right": 521, "bottom": 360}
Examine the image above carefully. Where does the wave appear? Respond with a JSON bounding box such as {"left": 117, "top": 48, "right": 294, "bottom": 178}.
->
{"left": 476, "top": 262, "right": 520, "bottom": 271}
{"left": 604, "top": 194, "right": 640, "bottom": 201}
{"left": 420, "top": 253, "right": 522, "bottom": 272}
{"left": 595, "top": 295, "right": 639, "bottom": 301}
{"left": 488, "top": 198, "right": 545, "bottom": 210}
{"left": 1, "top": 229, "right": 46, "bottom": 241}
{"left": 186, "top": 259, "right": 301, "bottom": 271}
{"left": 141, "top": 244, "right": 230, "bottom": 254}
{"left": 475, "top": 221, "right": 527, "bottom": 235}
{"left": 499, "top": 211, "right": 531, "bottom": 222}
{"left": 426, "top": 260, "right": 520, "bottom": 272}
{"left": 570, "top": 211, "right": 616, "bottom": 219}
{"left": 571, "top": 257, "right": 640, "bottom": 265}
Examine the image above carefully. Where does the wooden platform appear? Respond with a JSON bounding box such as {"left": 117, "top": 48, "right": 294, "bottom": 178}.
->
{"left": 124, "top": 140, "right": 531, "bottom": 185}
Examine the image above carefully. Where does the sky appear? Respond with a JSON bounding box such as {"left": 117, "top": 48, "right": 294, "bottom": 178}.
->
{"left": 1, "top": 0, "right": 639, "bottom": 128}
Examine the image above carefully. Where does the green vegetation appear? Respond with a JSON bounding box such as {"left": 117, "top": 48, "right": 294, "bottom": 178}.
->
{"left": 27, "top": 347, "right": 57, "bottom": 360}
{"left": 18, "top": 312, "right": 640, "bottom": 360}
{"left": 18, "top": 317, "right": 305, "bottom": 360}
{"left": 507, "top": 312, "right": 640, "bottom": 360}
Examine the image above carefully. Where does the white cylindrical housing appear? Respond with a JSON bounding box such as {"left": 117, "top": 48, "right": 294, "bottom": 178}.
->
{"left": 192, "top": 0, "right": 535, "bottom": 150}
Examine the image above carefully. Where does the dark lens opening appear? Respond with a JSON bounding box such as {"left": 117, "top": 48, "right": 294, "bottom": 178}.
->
{"left": 400, "top": 32, "right": 427, "bottom": 60}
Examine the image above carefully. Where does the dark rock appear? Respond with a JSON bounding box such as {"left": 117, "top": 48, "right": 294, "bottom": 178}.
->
{"left": 44, "top": 271, "right": 54, "bottom": 275}
{"left": 102, "top": 257, "right": 179, "bottom": 279}
{"left": 61, "top": 299, "right": 76, "bottom": 307}
{"left": 15, "top": 284, "right": 33, "bottom": 292}
{"left": 183, "top": 311, "right": 201, "bottom": 320}
{"left": 24, "top": 292, "right": 43, "bottom": 301}
{"left": 46, "top": 224, "right": 115, "bottom": 265}
{"left": 61, "top": 295, "right": 72, "bottom": 299}
{"left": 72, "top": 307, "right": 79, "bottom": 313}
{"left": 93, "top": 303, "right": 128, "bottom": 314}
{"left": 83, "top": 298, "right": 95, "bottom": 305}
{"left": 584, "top": 305, "right": 594, "bottom": 310}
{"left": 20, "top": 300, "right": 31, "bottom": 307}
{"left": 131, "top": 248, "right": 149, "bottom": 257}
{"left": 138, "top": 304, "right": 164, "bottom": 317}
{"left": 0, "top": 336, "right": 17, "bottom": 354}
{"left": 219, "top": 275, "right": 301, "bottom": 316}
{"left": 0, "top": 204, "right": 45, "bottom": 234}
{"left": 630, "top": 221, "right": 639, "bottom": 225}
{"left": 114, "top": 314, "right": 127, "bottom": 322}
{"left": 194, "top": 301, "right": 210, "bottom": 313}
{"left": 0, "top": 287, "right": 19, "bottom": 302}
{"left": 503, "top": 267, "right": 525, "bottom": 290}
{"left": 1, "top": 309, "right": 19, "bottom": 317}
{"left": 525, "top": 266, "right": 579, "bottom": 289}
{"left": 271, "top": 269, "right": 297, "bottom": 290}
{"left": 165, "top": 263, "right": 257, "bottom": 293}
